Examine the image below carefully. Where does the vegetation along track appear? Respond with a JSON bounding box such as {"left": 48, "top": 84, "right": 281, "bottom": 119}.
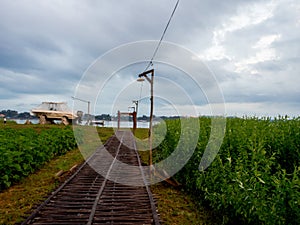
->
{"left": 22, "top": 130, "right": 160, "bottom": 225}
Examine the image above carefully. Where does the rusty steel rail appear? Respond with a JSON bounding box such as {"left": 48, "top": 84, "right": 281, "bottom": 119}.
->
{"left": 22, "top": 131, "right": 160, "bottom": 225}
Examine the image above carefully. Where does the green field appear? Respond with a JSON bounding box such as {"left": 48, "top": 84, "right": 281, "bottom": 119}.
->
{"left": 0, "top": 124, "right": 115, "bottom": 191}
{"left": 153, "top": 116, "right": 300, "bottom": 224}
{"left": 1, "top": 118, "right": 299, "bottom": 224}
{"left": 0, "top": 124, "right": 78, "bottom": 190}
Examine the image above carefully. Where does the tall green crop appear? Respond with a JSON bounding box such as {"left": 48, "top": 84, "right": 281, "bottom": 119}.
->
{"left": 0, "top": 126, "right": 78, "bottom": 191}
{"left": 154, "top": 117, "right": 300, "bottom": 224}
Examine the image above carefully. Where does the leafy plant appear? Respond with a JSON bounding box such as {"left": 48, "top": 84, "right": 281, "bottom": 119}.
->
{"left": 154, "top": 117, "right": 300, "bottom": 224}
{"left": 0, "top": 126, "right": 78, "bottom": 191}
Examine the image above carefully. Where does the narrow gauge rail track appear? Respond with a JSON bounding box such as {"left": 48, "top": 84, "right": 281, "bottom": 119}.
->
{"left": 22, "top": 131, "right": 160, "bottom": 225}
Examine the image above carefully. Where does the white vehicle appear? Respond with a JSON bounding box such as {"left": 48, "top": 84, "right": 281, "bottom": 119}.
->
{"left": 31, "top": 102, "right": 77, "bottom": 125}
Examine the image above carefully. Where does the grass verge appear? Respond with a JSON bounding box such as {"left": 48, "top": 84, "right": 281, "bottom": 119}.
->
{"left": 151, "top": 183, "right": 221, "bottom": 225}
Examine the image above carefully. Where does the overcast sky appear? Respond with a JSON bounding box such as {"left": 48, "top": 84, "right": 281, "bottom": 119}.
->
{"left": 0, "top": 0, "right": 299, "bottom": 117}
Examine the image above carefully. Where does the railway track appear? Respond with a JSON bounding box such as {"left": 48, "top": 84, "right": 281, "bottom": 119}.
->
{"left": 22, "top": 130, "right": 160, "bottom": 225}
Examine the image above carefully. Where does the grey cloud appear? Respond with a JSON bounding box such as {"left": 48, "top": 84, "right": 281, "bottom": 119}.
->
{"left": 0, "top": 0, "right": 299, "bottom": 116}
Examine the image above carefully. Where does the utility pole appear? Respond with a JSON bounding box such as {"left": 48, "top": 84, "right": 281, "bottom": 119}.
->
{"left": 72, "top": 96, "right": 91, "bottom": 125}
{"left": 137, "top": 69, "right": 154, "bottom": 176}
{"left": 132, "top": 100, "right": 139, "bottom": 115}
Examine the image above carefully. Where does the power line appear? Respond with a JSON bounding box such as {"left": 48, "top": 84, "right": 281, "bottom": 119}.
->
{"left": 143, "top": 0, "right": 180, "bottom": 72}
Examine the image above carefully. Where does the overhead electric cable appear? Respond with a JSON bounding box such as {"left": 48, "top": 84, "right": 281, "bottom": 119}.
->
{"left": 143, "top": 0, "right": 180, "bottom": 72}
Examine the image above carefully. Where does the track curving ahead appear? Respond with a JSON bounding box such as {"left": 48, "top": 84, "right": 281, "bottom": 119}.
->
{"left": 22, "top": 130, "right": 160, "bottom": 225}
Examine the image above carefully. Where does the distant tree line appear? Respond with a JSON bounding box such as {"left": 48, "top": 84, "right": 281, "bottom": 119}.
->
{"left": 0, "top": 110, "right": 37, "bottom": 119}
{"left": 94, "top": 114, "right": 112, "bottom": 121}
